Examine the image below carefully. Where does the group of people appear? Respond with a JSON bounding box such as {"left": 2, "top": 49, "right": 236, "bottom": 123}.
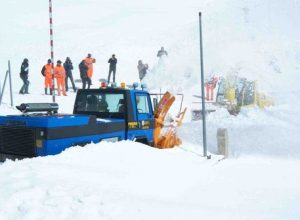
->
{"left": 19, "top": 47, "right": 168, "bottom": 95}
{"left": 39, "top": 53, "right": 97, "bottom": 96}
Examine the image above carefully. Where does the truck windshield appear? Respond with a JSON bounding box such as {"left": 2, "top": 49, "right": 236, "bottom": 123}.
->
{"left": 74, "top": 92, "right": 125, "bottom": 118}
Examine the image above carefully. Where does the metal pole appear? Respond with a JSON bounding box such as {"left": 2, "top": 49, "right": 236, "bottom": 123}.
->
{"left": 0, "top": 71, "right": 8, "bottom": 105}
{"left": 199, "top": 12, "right": 208, "bottom": 157}
{"left": 49, "top": 0, "right": 56, "bottom": 102}
{"left": 0, "top": 74, "right": 2, "bottom": 104}
{"left": 0, "top": 76, "right": 2, "bottom": 95}
{"left": 8, "top": 61, "right": 13, "bottom": 107}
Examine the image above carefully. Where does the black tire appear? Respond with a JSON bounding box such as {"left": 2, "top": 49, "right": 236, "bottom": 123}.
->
{"left": 135, "top": 137, "right": 149, "bottom": 146}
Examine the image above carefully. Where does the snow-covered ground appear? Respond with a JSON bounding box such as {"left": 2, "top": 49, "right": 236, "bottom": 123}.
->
{"left": 1, "top": 142, "right": 299, "bottom": 220}
{"left": 1, "top": 0, "right": 300, "bottom": 219}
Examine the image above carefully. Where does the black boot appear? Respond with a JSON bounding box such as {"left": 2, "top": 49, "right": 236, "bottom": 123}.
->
{"left": 45, "top": 88, "right": 48, "bottom": 95}
{"left": 50, "top": 88, "right": 53, "bottom": 95}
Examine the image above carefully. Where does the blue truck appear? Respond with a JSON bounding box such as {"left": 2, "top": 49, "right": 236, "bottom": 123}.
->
{"left": 0, "top": 87, "right": 160, "bottom": 161}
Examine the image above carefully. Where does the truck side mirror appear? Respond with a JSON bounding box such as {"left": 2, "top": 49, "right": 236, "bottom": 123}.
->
{"left": 153, "top": 98, "right": 158, "bottom": 112}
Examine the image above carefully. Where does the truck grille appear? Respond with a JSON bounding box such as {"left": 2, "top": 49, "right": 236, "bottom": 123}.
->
{"left": 0, "top": 125, "right": 36, "bottom": 157}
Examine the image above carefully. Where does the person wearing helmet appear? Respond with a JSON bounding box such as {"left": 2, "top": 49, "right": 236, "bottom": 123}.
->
{"left": 54, "top": 60, "right": 67, "bottom": 96}
{"left": 19, "top": 58, "right": 29, "bottom": 94}
{"left": 41, "top": 59, "right": 53, "bottom": 95}
{"left": 84, "top": 53, "right": 96, "bottom": 81}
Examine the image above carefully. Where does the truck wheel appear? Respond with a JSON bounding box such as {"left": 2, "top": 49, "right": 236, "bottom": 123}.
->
{"left": 76, "top": 142, "right": 91, "bottom": 147}
{"left": 135, "top": 138, "right": 149, "bottom": 146}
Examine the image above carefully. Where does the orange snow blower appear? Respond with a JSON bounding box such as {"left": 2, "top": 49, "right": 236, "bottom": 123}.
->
{"left": 152, "top": 91, "right": 187, "bottom": 149}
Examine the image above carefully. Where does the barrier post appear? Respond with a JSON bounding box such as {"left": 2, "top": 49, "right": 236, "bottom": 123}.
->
{"left": 49, "top": 0, "right": 56, "bottom": 102}
{"left": 217, "top": 128, "right": 228, "bottom": 158}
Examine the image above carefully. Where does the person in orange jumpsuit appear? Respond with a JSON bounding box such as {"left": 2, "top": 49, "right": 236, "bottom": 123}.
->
{"left": 84, "top": 53, "right": 96, "bottom": 81}
{"left": 205, "top": 76, "right": 218, "bottom": 101}
{"left": 54, "top": 60, "right": 67, "bottom": 96}
{"left": 41, "top": 59, "right": 53, "bottom": 95}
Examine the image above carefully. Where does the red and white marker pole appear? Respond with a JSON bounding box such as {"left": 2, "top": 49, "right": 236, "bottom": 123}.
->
{"left": 49, "top": 0, "right": 56, "bottom": 102}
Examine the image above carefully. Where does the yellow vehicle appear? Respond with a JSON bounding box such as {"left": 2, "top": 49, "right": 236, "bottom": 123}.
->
{"left": 191, "top": 75, "right": 274, "bottom": 119}
{"left": 218, "top": 76, "right": 274, "bottom": 114}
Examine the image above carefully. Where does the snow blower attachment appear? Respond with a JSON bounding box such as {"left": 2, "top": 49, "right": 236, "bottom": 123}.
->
{"left": 153, "top": 92, "right": 187, "bottom": 149}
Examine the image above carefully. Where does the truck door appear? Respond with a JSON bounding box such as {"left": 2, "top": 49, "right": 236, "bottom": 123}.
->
{"left": 134, "top": 93, "right": 154, "bottom": 143}
{"left": 136, "top": 93, "right": 152, "bottom": 120}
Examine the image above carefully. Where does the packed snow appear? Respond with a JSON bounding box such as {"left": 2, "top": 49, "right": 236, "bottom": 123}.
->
{"left": 0, "top": 0, "right": 300, "bottom": 219}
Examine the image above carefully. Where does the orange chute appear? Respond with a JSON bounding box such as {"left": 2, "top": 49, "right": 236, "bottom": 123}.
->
{"left": 153, "top": 91, "right": 187, "bottom": 149}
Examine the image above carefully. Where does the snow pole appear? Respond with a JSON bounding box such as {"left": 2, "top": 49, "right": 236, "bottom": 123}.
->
{"left": 0, "top": 71, "right": 8, "bottom": 105}
{"left": 199, "top": 12, "right": 208, "bottom": 157}
{"left": 8, "top": 61, "right": 13, "bottom": 107}
{"left": 49, "top": 0, "right": 56, "bottom": 102}
{"left": 0, "top": 62, "right": 14, "bottom": 107}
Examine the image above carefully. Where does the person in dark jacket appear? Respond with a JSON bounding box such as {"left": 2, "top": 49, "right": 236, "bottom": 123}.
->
{"left": 157, "top": 46, "right": 168, "bottom": 58}
{"left": 79, "top": 60, "right": 91, "bottom": 89}
{"left": 137, "top": 60, "right": 148, "bottom": 81}
{"left": 19, "top": 58, "right": 29, "bottom": 94}
{"left": 107, "top": 54, "right": 117, "bottom": 84}
{"left": 63, "top": 57, "right": 76, "bottom": 92}
{"left": 98, "top": 95, "right": 108, "bottom": 112}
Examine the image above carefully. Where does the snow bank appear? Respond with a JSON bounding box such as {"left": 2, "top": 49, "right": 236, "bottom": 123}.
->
{"left": 1, "top": 141, "right": 300, "bottom": 220}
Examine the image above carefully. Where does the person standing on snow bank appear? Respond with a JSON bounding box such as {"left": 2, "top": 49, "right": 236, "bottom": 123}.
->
{"left": 137, "top": 60, "right": 148, "bottom": 82}
{"left": 79, "top": 60, "right": 91, "bottom": 89}
{"left": 157, "top": 46, "right": 168, "bottom": 58}
{"left": 84, "top": 53, "right": 96, "bottom": 82}
{"left": 41, "top": 59, "right": 53, "bottom": 95}
{"left": 107, "top": 54, "right": 117, "bottom": 84}
{"left": 19, "top": 58, "right": 29, "bottom": 94}
{"left": 64, "top": 57, "right": 76, "bottom": 92}
{"left": 54, "top": 60, "right": 67, "bottom": 96}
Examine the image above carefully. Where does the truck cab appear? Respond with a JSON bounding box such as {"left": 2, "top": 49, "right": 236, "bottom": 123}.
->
{"left": 73, "top": 88, "right": 155, "bottom": 144}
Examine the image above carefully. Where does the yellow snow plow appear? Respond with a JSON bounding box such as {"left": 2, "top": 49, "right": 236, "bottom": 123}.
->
{"left": 191, "top": 75, "right": 274, "bottom": 120}
{"left": 221, "top": 77, "right": 274, "bottom": 114}
{"left": 152, "top": 92, "right": 187, "bottom": 149}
